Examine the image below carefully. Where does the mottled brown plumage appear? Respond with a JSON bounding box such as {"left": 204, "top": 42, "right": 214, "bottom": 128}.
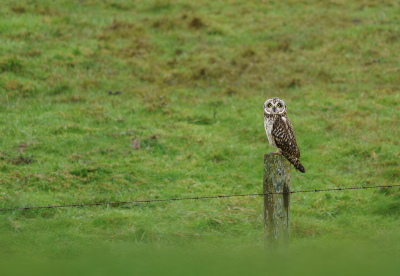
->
{"left": 264, "top": 98, "right": 305, "bottom": 173}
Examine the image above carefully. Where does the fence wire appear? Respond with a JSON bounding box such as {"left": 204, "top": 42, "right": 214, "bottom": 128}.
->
{"left": 1, "top": 184, "right": 399, "bottom": 212}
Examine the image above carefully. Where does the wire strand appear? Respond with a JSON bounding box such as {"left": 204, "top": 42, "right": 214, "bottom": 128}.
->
{"left": 1, "top": 184, "right": 399, "bottom": 212}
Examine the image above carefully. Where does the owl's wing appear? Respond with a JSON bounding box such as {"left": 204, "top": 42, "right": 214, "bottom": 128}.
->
{"left": 272, "top": 116, "right": 300, "bottom": 159}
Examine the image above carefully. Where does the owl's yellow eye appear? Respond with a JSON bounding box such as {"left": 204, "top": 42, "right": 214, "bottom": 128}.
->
{"left": 277, "top": 103, "right": 281, "bottom": 107}
{"left": 268, "top": 103, "right": 272, "bottom": 107}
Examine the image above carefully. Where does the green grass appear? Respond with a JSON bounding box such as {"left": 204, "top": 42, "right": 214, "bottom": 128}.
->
{"left": 2, "top": 240, "right": 400, "bottom": 276}
{"left": 1, "top": 0, "right": 400, "bottom": 261}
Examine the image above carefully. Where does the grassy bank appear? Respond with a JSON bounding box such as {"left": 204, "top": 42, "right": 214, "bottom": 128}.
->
{"left": 2, "top": 239, "right": 400, "bottom": 276}
{"left": 0, "top": 0, "right": 400, "bottom": 256}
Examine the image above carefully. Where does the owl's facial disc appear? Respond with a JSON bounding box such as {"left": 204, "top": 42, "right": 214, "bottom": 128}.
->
{"left": 264, "top": 98, "right": 286, "bottom": 115}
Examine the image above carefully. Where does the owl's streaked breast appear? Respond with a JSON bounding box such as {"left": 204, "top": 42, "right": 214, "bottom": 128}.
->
{"left": 264, "top": 117, "right": 277, "bottom": 148}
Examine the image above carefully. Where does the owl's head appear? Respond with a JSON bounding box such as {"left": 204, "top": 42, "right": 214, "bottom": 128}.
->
{"left": 263, "top": 97, "right": 286, "bottom": 115}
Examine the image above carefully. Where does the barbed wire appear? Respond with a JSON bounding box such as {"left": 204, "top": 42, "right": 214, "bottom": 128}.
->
{"left": 1, "top": 184, "right": 399, "bottom": 212}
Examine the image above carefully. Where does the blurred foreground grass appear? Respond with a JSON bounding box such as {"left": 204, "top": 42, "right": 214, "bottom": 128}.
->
{"left": 2, "top": 239, "right": 400, "bottom": 276}
{"left": 0, "top": 0, "right": 400, "bottom": 257}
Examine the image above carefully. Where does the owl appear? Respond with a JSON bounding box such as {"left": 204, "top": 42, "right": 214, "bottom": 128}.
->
{"left": 264, "top": 97, "right": 306, "bottom": 173}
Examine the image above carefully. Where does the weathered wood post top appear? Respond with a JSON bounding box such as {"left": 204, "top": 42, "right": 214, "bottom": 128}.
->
{"left": 263, "top": 153, "right": 292, "bottom": 250}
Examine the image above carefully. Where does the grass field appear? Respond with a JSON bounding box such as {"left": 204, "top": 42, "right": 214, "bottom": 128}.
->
{"left": 1, "top": 0, "right": 400, "bottom": 268}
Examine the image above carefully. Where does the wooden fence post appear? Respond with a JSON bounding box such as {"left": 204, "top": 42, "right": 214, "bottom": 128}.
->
{"left": 263, "top": 153, "right": 291, "bottom": 250}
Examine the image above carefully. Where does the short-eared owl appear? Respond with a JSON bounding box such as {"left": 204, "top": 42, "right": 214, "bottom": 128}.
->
{"left": 264, "top": 97, "right": 306, "bottom": 173}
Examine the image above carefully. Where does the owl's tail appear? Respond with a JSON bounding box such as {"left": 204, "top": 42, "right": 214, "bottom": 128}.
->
{"left": 283, "top": 153, "right": 306, "bottom": 173}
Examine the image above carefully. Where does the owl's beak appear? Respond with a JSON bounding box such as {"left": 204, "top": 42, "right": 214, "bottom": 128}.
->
{"left": 273, "top": 107, "right": 276, "bottom": 112}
